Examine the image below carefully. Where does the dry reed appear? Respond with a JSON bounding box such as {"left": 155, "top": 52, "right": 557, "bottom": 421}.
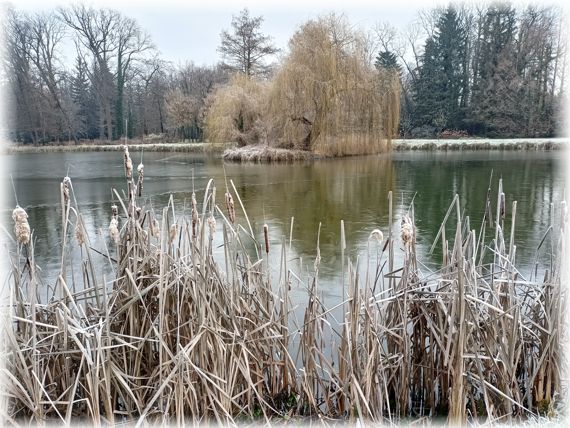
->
{"left": 1, "top": 153, "right": 566, "bottom": 426}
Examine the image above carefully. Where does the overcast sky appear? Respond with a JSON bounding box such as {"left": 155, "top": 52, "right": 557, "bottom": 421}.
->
{"left": 9, "top": 0, "right": 447, "bottom": 67}
{"left": 7, "top": 0, "right": 568, "bottom": 68}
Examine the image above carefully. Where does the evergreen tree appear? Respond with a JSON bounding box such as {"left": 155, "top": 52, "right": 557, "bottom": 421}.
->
{"left": 469, "top": 4, "right": 519, "bottom": 136}
{"left": 70, "top": 57, "right": 90, "bottom": 138}
{"left": 412, "top": 6, "right": 467, "bottom": 131}
{"left": 375, "top": 51, "right": 401, "bottom": 74}
{"left": 412, "top": 37, "right": 445, "bottom": 128}
{"left": 435, "top": 6, "right": 468, "bottom": 128}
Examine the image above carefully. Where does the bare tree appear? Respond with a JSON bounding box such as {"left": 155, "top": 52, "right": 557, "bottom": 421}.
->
{"left": 28, "top": 12, "right": 77, "bottom": 142}
{"left": 218, "top": 8, "right": 278, "bottom": 77}
{"left": 115, "top": 16, "right": 154, "bottom": 138}
{"left": 5, "top": 9, "right": 41, "bottom": 143}
{"left": 59, "top": 5, "right": 119, "bottom": 140}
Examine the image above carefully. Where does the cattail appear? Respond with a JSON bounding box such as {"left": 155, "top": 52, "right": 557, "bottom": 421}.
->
{"left": 75, "top": 221, "right": 85, "bottom": 246}
{"left": 263, "top": 223, "right": 269, "bottom": 254}
{"left": 111, "top": 204, "right": 118, "bottom": 217}
{"left": 208, "top": 215, "right": 216, "bottom": 240}
{"left": 500, "top": 192, "right": 506, "bottom": 220}
{"left": 225, "top": 192, "right": 236, "bottom": 224}
{"left": 109, "top": 217, "right": 120, "bottom": 244}
{"left": 401, "top": 215, "right": 414, "bottom": 247}
{"left": 369, "top": 228, "right": 384, "bottom": 242}
{"left": 151, "top": 217, "right": 160, "bottom": 238}
{"left": 137, "top": 162, "right": 144, "bottom": 196}
{"left": 169, "top": 223, "right": 178, "bottom": 244}
{"left": 124, "top": 145, "right": 132, "bottom": 179}
{"left": 61, "top": 176, "right": 71, "bottom": 209}
{"left": 12, "top": 206, "right": 30, "bottom": 245}
{"left": 191, "top": 192, "right": 198, "bottom": 238}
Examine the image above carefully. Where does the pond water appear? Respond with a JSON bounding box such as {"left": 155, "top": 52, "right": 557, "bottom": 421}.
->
{"left": 1, "top": 150, "right": 565, "bottom": 305}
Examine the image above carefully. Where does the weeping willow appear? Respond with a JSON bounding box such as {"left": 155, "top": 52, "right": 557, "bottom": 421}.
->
{"left": 267, "top": 14, "right": 400, "bottom": 155}
{"left": 204, "top": 74, "right": 269, "bottom": 147}
{"left": 205, "top": 15, "right": 400, "bottom": 156}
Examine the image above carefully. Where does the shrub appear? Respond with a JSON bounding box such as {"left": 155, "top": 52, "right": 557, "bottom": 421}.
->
{"left": 204, "top": 74, "right": 269, "bottom": 147}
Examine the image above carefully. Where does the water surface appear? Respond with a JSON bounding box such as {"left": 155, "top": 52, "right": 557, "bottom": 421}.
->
{"left": 2, "top": 150, "right": 564, "bottom": 304}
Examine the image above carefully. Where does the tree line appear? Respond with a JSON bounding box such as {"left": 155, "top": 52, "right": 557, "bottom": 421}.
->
{"left": 390, "top": 3, "right": 566, "bottom": 137}
{"left": 3, "top": 3, "right": 566, "bottom": 144}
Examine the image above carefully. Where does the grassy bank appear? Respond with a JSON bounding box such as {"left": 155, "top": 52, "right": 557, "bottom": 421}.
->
{"left": 222, "top": 138, "right": 564, "bottom": 162}
{"left": 392, "top": 137, "right": 565, "bottom": 151}
{"left": 2, "top": 150, "right": 566, "bottom": 425}
{"left": 1, "top": 141, "right": 230, "bottom": 155}
{"left": 3, "top": 137, "right": 564, "bottom": 158}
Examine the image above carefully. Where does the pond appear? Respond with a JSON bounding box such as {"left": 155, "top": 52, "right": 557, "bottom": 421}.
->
{"left": 2, "top": 149, "right": 565, "bottom": 305}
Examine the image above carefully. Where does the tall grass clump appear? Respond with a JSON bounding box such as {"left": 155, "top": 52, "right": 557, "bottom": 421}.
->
{"left": 1, "top": 153, "right": 566, "bottom": 425}
{"left": 204, "top": 74, "right": 269, "bottom": 148}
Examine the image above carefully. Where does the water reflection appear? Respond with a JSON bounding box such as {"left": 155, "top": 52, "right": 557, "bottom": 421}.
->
{"left": 2, "top": 150, "right": 564, "bottom": 302}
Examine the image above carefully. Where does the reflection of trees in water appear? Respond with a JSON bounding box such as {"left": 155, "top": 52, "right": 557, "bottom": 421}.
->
{"left": 392, "top": 153, "right": 562, "bottom": 273}
{"left": 216, "top": 156, "right": 396, "bottom": 277}
{"left": 215, "top": 152, "right": 562, "bottom": 279}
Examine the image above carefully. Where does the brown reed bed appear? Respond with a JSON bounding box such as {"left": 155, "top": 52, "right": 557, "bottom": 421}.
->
{"left": 1, "top": 149, "right": 567, "bottom": 425}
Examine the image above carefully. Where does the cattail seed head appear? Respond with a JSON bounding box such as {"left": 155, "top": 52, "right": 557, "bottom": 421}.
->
{"left": 62, "top": 176, "right": 71, "bottom": 208}
{"left": 263, "top": 223, "right": 269, "bottom": 254}
{"left": 191, "top": 192, "right": 198, "bottom": 238}
{"left": 500, "top": 192, "right": 506, "bottom": 220}
{"left": 124, "top": 145, "right": 132, "bottom": 179}
{"left": 12, "top": 206, "right": 30, "bottom": 245}
{"left": 109, "top": 217, "right": 120, "bottom": 244}
{"left": 401, "top": 215, "right": 414, "bottom": 247}
{"left": 137, "top": 163, "right": 144, "bottom": 197}
{"left": 75, "top": 221, "right": 85, "bottom": 246}
{"left": 169, "top": 224, "right": 179, "bottom": 244}
{"left": 225, "top": 192, "right": 236, "bottom": 224}
{"left": 208, "top": 215, "right": 216, "bottom": 240}
{"left": 369, "top": 229, "right": 384, "bottom": 242}
{"left": 151, "top": 217, "right": 160, "bottom": 238}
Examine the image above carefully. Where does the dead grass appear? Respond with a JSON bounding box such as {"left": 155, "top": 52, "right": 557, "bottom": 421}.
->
{"left": 2, "top": 142, "right": 228, "bottom": 155}
{"left": 223, "top": 145, "right": 316, "bottom": 162}
{"left": 1, "top": 152, "right": 566, "bottom": 425}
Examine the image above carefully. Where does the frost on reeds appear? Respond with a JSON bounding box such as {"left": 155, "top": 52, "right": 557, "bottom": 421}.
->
{"left": 12, "top": 206, "right": 30, "bottom": 245}
{"left": 3, "top": 154, "right": 567, "bottom": 426}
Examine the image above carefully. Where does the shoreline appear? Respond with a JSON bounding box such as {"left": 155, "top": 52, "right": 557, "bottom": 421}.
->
{"left": 1, "top": 137, "right": 565, "bottom": 156}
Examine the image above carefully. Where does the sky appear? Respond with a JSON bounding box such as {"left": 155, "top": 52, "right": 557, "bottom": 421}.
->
{"left": 7, "top": 0, "right": 444, "bottom": 67}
